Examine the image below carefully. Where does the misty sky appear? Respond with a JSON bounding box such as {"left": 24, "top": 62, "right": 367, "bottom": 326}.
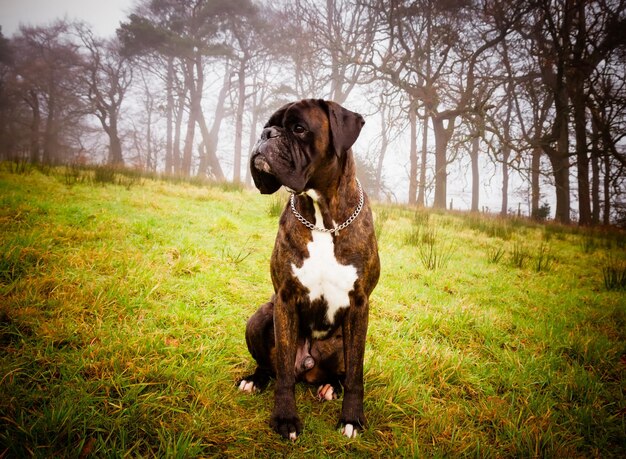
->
{"left": 0, "top": 0, "right": 131, "bottom": 37}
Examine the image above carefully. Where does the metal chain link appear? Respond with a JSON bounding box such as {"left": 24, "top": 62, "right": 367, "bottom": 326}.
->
{"left": 290, "top": 178, "right": 364, "bottom": 234}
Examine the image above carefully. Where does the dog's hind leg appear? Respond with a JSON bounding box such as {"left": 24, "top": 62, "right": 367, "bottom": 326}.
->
{"left": 238, "top": 300, "right": 276, "bottom": 393}
{"left": 305, "top": 330, "right": 345, "bottom": 401}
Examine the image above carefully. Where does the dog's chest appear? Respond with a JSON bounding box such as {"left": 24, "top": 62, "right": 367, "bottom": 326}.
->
{"left": 291, "top": 200, "right": 358, "bottom": 328}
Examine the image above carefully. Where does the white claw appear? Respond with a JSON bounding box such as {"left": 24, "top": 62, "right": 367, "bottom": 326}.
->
{"left": 341, "top": 423, "right": 357, "bottom": 439}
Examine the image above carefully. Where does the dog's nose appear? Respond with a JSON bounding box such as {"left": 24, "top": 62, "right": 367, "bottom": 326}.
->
{"left": 261, "top": 127, "right": 280, "bottom": 141}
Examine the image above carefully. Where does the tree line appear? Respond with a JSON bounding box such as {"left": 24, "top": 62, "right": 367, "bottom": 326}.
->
{"left": 0, "top": 0, "right": 625, "bottom": 226}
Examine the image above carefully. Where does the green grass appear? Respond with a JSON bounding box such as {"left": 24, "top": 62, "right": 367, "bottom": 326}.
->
{"left": 1, "top": 166, "right": 625, "bottom": 457}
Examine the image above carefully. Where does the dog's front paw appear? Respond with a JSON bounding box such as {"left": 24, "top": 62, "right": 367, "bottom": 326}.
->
{"left": 270, "top": 413, "right": 302, "bottom": 441}
{"left": 339, "top": 392, "right": 365, "bottom": 438}
{"left": 339, "top": 416, "right": 365, "bottom": 439}
{"left": 341, "top": 423, "right": 359, "bottom": 439}
{"left": 339, "top": 407, "right": 366, "bottom": 438}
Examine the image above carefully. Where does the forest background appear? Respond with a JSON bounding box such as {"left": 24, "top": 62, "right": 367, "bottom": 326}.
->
{"left": 1, "top": 0, "right": 625, "bottom": 226}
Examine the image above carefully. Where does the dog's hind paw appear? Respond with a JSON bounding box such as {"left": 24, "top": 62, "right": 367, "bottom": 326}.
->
{"left": 238, "top": 379, "right": 257, "bottom": 393}
{"left": 317, "top": 384, "right": 337, "bottom": 401}
{"left": 237, "top": 369, "right": 271, "bottom": 393}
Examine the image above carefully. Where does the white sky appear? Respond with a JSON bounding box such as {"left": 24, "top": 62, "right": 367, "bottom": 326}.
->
{"left": 0, "top": 0, "right": 133, "bottom": 38}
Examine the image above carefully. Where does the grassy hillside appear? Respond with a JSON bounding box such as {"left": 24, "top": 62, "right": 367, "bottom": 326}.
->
{"left": 1, "top": 165, "right": 624, "bottom": 458}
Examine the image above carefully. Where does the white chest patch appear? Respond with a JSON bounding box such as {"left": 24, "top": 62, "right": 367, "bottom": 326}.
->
{"left": 292, "top": 196, "right": 358, "bottom": 324}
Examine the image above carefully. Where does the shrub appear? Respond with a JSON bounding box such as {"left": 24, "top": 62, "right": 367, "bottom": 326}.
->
{"left": 94, "top": 165, "right": 117, "bottom": 184}
{"left": 417, "top": 228, "right": 453, "bottom": 271}
{"left": 487, "top": 245, "right": 505, "bottom": 264}
{"left": 418, "top": 241, "right": 454, "bottom": 271}
{"left": 534, "top": 243, "right": 554, "bottom": 272}
{"left": 602, "top": 253, "right": 626, "bottom": 291}
{"left": 510, "top": 242, "right": 530, "bottom": 269}
{"left": 63, "top": 163, "right": 85, "bottom": 186}
{"left": 533, "top": 202, "right": 551, "bottom": 221}
{"left": 581, "top": 236, "right": 598, "bottom": 254}
{"left": 404, "top": 227, "right": 421, "bottom": 246}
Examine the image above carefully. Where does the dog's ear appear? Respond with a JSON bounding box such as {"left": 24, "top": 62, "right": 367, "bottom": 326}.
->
{"left": 323, "top": 100, "right": 365, "bottom": 157}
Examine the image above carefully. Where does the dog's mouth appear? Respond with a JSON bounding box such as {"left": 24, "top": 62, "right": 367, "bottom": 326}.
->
{"left": 250, "top": 152, "right": 282, "bottom": 195}
{"left": 250, "top": 145, "right": 310, "bottom": 195}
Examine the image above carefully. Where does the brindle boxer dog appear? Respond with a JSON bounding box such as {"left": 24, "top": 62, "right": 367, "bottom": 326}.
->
{"left": 238, "top": 99, "right": 380, "bottom": 440}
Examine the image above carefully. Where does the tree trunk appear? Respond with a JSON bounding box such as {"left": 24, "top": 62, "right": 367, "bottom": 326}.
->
{"left": 165, "top": 57, "right": 174, "bottom": 175}
{"left": 591, "top": 119, "right": 600, "bottom": 225}
{"left": 603, "top": 154, "right": 610, "bottom": 225}
{"left": 28, "top": 92, "right": 40, "bottom": 163}
{"left": 417, "top": 111, "right": 428, "bottom": 207}
{"left": 42, "top": 95, "right": 56, "bottom": 165}
{"left": 197, "top": 65, "right": 228, "bottom": 180}
{"left": 570, "top": 0, "right": 592, "bottom": 226}
{"left": 107, "top": 115, "right": 124, "bottom": 166}
{"left": 408, "top": 103, "right": 418, "bottom": 205}
{"left": 547, "top": 139, "right": 571, "bottom": 224}
{"left": 172, "top": 83, "right": 185, "bottom": 175}
{"left": 500, "top": 144, "right": 510, "bottom": 216}
{"left": 572, "top": 75, "right": 591, "bottom": 225}
{"left": 432, "top": 115, "right": 453, "bottom": 209}
{"left": 196, "top": 107, "right": 225, "bottom": 181}
{"left": 108, "top": 133, "right": 123, "bottom": 166}
{"left": 547, "top": 73, "right": 571, "bottom": 224}
{"left": 181, "top": 59, "right": 200, "bottom": 176}
{"left": 470, "top": 136, "right": 479, "bottom": 212}
{"left": 233, "top": 62, "right": 246, "bottom": 183}
{"left": 531, "top": 146, "right": 541, "bottom": 218}
{"left": 556, "top": 112, "right": 571, "bottom": 224}
{"left": 181, "top": 95, "right": 197, "bottom": 177}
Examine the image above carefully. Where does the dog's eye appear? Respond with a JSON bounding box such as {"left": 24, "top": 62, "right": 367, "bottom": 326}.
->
{"left": 292, "top": 124, "right": 306, "bottom": 134}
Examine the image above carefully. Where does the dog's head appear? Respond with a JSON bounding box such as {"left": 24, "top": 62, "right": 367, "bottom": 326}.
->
{"left": 250, "top": 99, "right": 364, "bottom": 194}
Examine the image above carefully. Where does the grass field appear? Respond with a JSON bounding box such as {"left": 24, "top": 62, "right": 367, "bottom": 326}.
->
{"left": 1, "top": 165, "right": 625, "bottom": 458}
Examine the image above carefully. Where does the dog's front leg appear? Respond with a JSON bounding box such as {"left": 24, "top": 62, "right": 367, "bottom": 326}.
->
{"left": 340, "top": 288, "right": 369, "bottom": 438}
{"left": 269, "top": 288, "right": 301, "bottom": 440}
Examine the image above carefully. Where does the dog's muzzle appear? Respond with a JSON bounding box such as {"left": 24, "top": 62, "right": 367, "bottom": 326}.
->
{"left": 253, "top": 154, "right": 273, "bottom": 175}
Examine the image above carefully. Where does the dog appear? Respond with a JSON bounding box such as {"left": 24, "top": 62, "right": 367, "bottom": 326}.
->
{"left": 239, "top": 99, "right": 380, "bottom": 440}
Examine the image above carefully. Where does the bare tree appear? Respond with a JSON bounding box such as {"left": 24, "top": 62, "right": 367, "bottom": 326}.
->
{"left": 517, "top": 0, "right": 626, "bottom": 223}
{"left": 587, "top": 47, "right": 626, "bottom": 224}
{"left": 362, "top": 0, "right": 525, "bottom": 207}
{"left": 7, "top": 21, "right": 84, "bottom": 165}
{"left": 118, "top": 0, "right": 258, "bottom": 178}
{"left": 567, "top": 0, "right": 626, "bottom": 224}
{"left": 77, "top": 26, "right": 132, "bottom": 166}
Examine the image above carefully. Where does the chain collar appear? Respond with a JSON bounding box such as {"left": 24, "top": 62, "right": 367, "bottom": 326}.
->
{"left": 289, "top": 178, "right": 364, "bottom": 234}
